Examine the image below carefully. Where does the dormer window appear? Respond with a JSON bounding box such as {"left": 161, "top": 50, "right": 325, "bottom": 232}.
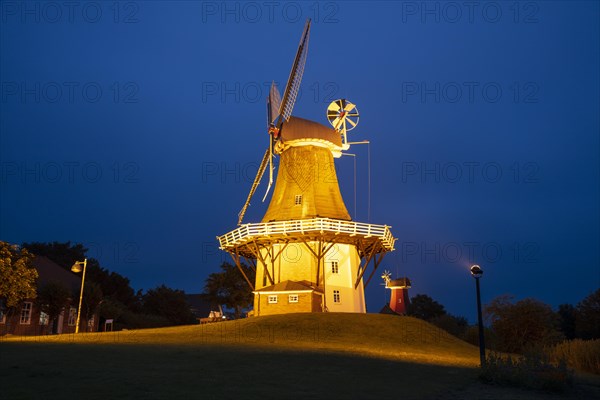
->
{"left": 294, "top": 195, "right": 303, "bottom": 205}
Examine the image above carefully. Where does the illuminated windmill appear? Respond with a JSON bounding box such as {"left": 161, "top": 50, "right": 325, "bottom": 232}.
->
{"left": 381, "top": 270, "right": 411, "bottom": 315}
{"left": 217, "top": 20, "right": 395, "bottom": 316}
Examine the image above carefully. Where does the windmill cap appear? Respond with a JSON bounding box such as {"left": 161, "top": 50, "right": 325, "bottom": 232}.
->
{"left": 387, "top": 277, "right": 411, "bottom": 288}
{"left": 280, "top": 116, "right": 342, "bottom": 148}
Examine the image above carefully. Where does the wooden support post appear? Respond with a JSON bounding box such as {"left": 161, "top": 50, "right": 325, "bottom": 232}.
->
{"left": 355, "top": 242, "right": 378, "bottom": 289}
{"left": 363, "top": 250, "right": 387, "bottom": 289}
{"left": 229, "top": 251, "right": 254, "bottom": 291}
{"left": 250, "top": 242, "right": 274, "bottom": 286}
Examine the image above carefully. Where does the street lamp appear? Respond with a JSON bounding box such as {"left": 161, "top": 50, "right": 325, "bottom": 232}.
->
{"left": 71, "top": 258, "right": 87, "bottom": 334}
{"left": 470, "top": 264, "right": 485, "bottom": 366}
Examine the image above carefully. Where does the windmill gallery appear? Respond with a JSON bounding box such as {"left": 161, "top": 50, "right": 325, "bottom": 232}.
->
{"left": 217, "top": 20, "right": 400, "bottom": 317}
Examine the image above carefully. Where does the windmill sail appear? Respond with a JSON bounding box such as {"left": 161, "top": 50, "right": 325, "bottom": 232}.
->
{"left": 278, "top": 19, "right": 311, "bottom": 125}
{"left": 267, "top": 81, "right": 281, "bottom": 127}
{"left": 238, "top": 149, "right": 270, "bottom": 225}
{"left": 238, "top": 19, "right": 312, "bottom": 224}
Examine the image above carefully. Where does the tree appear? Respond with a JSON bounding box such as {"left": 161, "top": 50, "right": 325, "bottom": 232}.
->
{"left": 36, "top": 281, "right": 71, "bottom": 334}
{"left": 99, "top": 298, "right": 127, "bottom": 322}
{"left": 0, "top": 241, "right": 38, "bottom": 316}
{"left": 557, "top": 303, "right": 576, "bottom": 340}
{"left": 484, "top": 295, "right": 563, "bottom": 353}
{"left": 85, "top": 260, "right": 137, "bottom": 308}
{"left": 82, "top": 282, "right": 103, "bottom": 327}
{"left": 142, "top": 285, "right": 195, "bottom": 325}
{"left": 407, "top": 294, "right": 446, "bottom": 321}
{"left": 22, "top": 241, "right": 87, "bottom": 270}
{"left": 204, "top": 262, "right": 255, "bottom": 318}
{"left": 22, "top": 242, "right": 137, "bottom": 308}
{"left": 575, "top": 288, "right": 600, "bottom": 339}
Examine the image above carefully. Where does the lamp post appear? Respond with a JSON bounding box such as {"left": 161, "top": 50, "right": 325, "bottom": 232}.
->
{"left": 71, "top": 258, "right": 87, "bottom": 334}
{"left": 470, "top": 264, "right": 485, "bottom": 366}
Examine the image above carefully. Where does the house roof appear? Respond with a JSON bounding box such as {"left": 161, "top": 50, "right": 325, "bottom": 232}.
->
{"left": 379, "top": 303, "right": 398, "bottom": 315}
{"left": 33, "top": 255, "right": 81, "bottom": 293}
{"left": 255, "top": 280, "right": 322, "bottom": 293}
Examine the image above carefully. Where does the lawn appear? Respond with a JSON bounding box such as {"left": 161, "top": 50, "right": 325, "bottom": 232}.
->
{"left": 1, "top": 313, "right": 598, "bottom": 399}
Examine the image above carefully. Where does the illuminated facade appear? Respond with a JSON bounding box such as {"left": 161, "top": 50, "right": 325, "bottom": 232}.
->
{"left": 217, "top": 119, "right": 395, "bottom": 316}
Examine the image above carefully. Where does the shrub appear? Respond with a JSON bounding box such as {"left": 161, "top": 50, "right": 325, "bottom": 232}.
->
{"left": 480, "top": 352, "right": 573, "bottom": 392}
{"left": 545, "top": 339, "right": 600, "bottom": 375}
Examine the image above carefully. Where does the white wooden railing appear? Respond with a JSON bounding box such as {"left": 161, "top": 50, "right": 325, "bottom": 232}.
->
{"left": 218, "top": 218, "right": 395, "bottom": 251}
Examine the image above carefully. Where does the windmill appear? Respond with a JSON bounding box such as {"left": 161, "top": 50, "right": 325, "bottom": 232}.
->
{"left": 218, "top": 20, "right": 396, "bottom": 317}
{"left": 382, "top": 273, "right": 412, "bottom": 315}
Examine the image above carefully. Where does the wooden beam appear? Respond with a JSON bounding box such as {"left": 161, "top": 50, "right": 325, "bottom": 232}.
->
{"left": 363, "top": 250, "right": 387, "bottom": 289}
{"left": 354, "top": 242, "right": 379, "bottom": 289}
{"left": 247, "top": 257, "right": 257, "bottom": 273}
{"left": 229, "top": 250, "right": 254, "bottom": 291}
{"left": 301, "top": 239, "right": 319, "bottom": 259}
{"left": 250, "top": 241, "right": 274, "bottom": 286}
{"left": 271, "top": 242, "right": 289, "bottom": 263}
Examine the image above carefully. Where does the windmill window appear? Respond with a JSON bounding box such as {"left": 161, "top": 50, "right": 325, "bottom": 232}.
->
{"left": 289, "top": 294, "right": 299, "bottom": 303}
{"left": 333, "top": 290, "right": 341, "bottom": 303}
{"left": 20, "top": 302, "right": 32, "bottom": 324}
{"left": 268, "top": 295, "right": 278, "bottom": 304}
{"left": 331, "top": 261, "right": 339, "bottom": 274}
{"left": 294, "top": 195, "right": 303, "bottom": 205}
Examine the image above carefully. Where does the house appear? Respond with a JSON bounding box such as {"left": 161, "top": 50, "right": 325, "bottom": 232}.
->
{"left": 185, "top": 294, "right": 225, "bottom": 323}
{"left": 0, "top": 256, "right": 99, "bottom": 335}
{"left": 253, "top": 280, "right": 323, "bottom": 316}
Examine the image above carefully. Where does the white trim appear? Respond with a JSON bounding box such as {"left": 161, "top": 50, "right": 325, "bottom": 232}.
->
{"left": 218, "top": 217, "right": 395, "bottom": 252}
{"left": 267, "top": 295, "right": 278, "bottom": 304}
{"left": 20, "top": 302, "right": 32, "bottom": 325}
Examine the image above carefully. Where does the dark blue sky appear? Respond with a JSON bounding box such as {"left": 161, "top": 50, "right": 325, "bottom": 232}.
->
{"left": 1, "top": 1, "right": 598, "bottom": 322}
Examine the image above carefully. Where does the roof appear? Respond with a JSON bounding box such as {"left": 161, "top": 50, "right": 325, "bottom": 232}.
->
{"left": 379, "top": 303, "right": 398, "bottom": 315}
{"left": 33, "top": 255, "right": 82, "bottom": 293}
{"left": 255, "top": 280, "right": 322, "bottom": 293}
{"left": 387, "top": 277, "right": 411, "bottom": 288}
{"left": 280, "top": 116, "right": 342, "bottom": 148}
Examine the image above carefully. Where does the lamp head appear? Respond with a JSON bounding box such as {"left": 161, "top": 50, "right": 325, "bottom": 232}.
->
{"left": 71, "top": 260, "right": 85, "bottom": 273}
{"left": 470, "top": 264, "right": 483, "bottom": 279}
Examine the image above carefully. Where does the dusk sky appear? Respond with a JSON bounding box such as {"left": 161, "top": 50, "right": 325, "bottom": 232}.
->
{"left": 1, "top": 1, "right": 598, "bottom": 322}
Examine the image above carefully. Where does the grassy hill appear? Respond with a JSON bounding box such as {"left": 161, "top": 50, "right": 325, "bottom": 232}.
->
{"left": 1, "top": 313, "right": 597, "bottom": 399}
